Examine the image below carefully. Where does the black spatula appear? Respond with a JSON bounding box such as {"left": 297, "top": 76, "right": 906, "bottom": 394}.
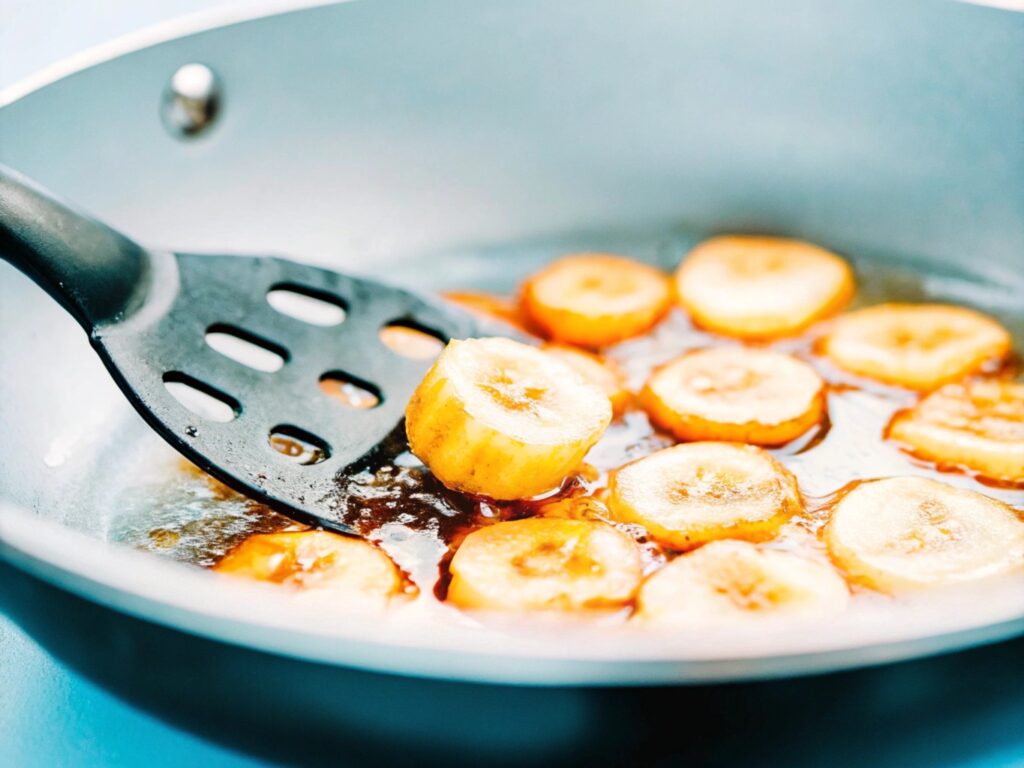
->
{"left": 0, "top": 165, "right": 486, "bottom": 531}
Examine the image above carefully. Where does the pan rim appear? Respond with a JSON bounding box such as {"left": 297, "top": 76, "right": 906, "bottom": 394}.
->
{"left": 1, "top": 0, "right": 1021, "bottom": 108}
{"left": 0, "top": 0, "right": 341, "bottom": 108}
{"left": 2, "top": 501, "right": 1023, "bottom": 686}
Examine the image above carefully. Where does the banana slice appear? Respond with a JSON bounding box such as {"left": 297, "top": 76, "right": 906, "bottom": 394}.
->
{"left": 543, "top": 344, "right": 631, "bottom": 416}
{"left": 635, "top": 540, "right": 849, "bottom": 625}
{"left": 640, "top": 347, "right": 826, "bottom": 445}
{"left": 824, "top": 477, "right": 1024, "bottom": 591}
{"left": 674, "top": 236, "right": 854, "bottom": 339}
{"left": 214, "top": 531, "right": 403, "bottom": 604}
{"left": 443, "top": 291, "right": 536, "bottom": 335}
{"left": 888, "top": 380, "right": 1024, "bottom": 484}
{"left": 405, "top": 337, "right": 612, "bottom": 500}
{"left": 821, "top": 304, "right": 1012, "bottom": 390}
{"left": 607, "top": 442, "right": 803, "bottom": 549}
{"left": 447, "top": 517, "right": 643, "bottom": 612}
{"left": 521, "top": 253, "right": 672, "bottom": 348}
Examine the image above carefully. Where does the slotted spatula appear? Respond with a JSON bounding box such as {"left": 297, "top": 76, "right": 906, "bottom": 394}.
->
{"left": 0, "top": 165, "right": 486, "bottom": 531}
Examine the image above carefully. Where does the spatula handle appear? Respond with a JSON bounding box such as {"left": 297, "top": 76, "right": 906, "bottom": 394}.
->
{"left": 0, "top": 164, "right": 151, "bottom": 331}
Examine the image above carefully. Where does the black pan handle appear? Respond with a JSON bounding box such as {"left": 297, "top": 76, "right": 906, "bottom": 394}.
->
{"left": 0, "top": 164, "right": 151, "bottom": 331}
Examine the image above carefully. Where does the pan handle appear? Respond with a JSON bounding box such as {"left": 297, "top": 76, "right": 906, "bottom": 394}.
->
{"left": 0, "top": 164, "right": 151, "bottom": 331}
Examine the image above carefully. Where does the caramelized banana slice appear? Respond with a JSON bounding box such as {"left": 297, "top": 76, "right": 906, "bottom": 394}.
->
{"left": 214, "top": 531, "right": 403, "bottom": 604}
{"left": 544, "top": 344, "right": 631, "bottom": 416}
{"left": 888, "top": 380, "right": 1024, "bottom": 483}
{"left": 405, "top": 337, "right": 612, "bottom": 499}
{"left": 635, "top": 540, "right": 849, "bottom": 625}
{"left": 674, "top": 236, "right": 854, "bottom": 339}
{"left": 447, "top": 518, "right": 643, "bottom": 612}
{"left": 824, "top": 477, "right": 1024, "bottom": 591}
{"left": 607, "top": 442, "right": 803, "bottom": 549}
{"left": 443, "top": 291, "right": 536, "bottom": 335}
{"left": 822, "top": 304, "right": 1011, "bottom": 390}
{"left": 521, "top": 253, "right": 672, "bottom": 348}
{"left": 641, "top": 347, "right": 825, "bottom": 445}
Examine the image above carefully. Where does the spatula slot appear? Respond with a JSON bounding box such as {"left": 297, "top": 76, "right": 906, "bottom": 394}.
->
{"left": 319, "top": 371, "right": 382, "bottom": 409}
{"left": 379, "top": 319, "right": 447, "bottom": 360}
{"left": 163, "top": 372, "right": 241, "bottom": 423}
{"left": 269, "top": 425, "right": 331, "bottom": 465}
{"left": 267, "top": 284, "right": 347, "bottom": 326}
{"left": 205, "top": 324, "right": 288, "bottom": 372}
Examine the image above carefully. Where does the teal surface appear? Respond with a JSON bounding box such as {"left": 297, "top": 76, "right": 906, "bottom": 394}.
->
{"left": 0, "top": 614, "right": 268, "bottom": 767}
{"left": 4, "top": 602, "right": 1024, "bottom": 767}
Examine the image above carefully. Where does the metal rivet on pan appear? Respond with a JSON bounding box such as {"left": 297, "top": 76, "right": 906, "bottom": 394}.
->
{"left": 161, "top": 63, "right": 221, "bottom": 138}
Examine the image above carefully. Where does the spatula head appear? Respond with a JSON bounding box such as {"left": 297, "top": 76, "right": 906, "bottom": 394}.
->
{"left": 93, "top": 251, "right": 481, "bottom": 531}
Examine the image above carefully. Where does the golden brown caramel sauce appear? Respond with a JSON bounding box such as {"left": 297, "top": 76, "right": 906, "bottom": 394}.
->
{"left": 270, "top": 435, "right": 306, "bottom": 458}
{"left": 269, "top": 434, "right": 328, "bottom": 465}
{"left": 318, "top": 378, "right": 381, "bottom": 409}
{"left": 147, "top": 528, "right": 182, "bottom": 549}
{"left": 113, "top": 459, "right": 306, "bottom": 567}
{"left": 378, "top": 324, "right": 446, "bottom": 360}
{"left": 116, "top": 255, "right": 1024, "bottom": 618}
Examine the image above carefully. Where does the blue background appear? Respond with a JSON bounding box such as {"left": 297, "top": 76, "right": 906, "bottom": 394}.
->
{"left": 0, "top": 614, "right": 267, "bottom": 766}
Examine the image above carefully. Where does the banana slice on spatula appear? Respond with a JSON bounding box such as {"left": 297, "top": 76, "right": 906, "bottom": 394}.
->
{"left": 674, "top": 235, "right": 854, "bottom": 339}
{"left": 821, "top": 304, "right": 1011, "bottom": 390}
{"left": 447, "top": 517, "right": 643, "bottom": 612}
{"left": 607, "top": 442, "right": 804, "bottom": 549}
{"left": 640, "top": 347, "right": 826, "bottom": 445}
{"left": 888, "top": 380, "right": 1024, "bottom": 484}
{"left": 824, "top": 476, "right": 1024, "bottom": 591}
{"left": 635, "top": 540, "right": 849, "bottom": 626}
{"left": 405, "top": 337, "right": 612, "bottom": 499}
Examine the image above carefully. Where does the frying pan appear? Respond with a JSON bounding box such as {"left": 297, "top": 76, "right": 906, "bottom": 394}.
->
{"left": 2, "top": 0, "right": 1024, "bottom": 764}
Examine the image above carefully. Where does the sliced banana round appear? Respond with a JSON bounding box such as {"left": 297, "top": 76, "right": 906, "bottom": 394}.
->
{"left": 888, "top": 380, "right": 1024, "bottom": 484}
{"left": 521, "top": 253, "right": 672, "bottom": 348}
{"left": 640, "top": 347, "right": 826, "bottom": 445}
{"left": 635, "top": 540, "right": 849, "bottom": 626}
{"left": 443, "top": 291, "right": 536, "bottom": 336}
{"left": 821, "top": 303, "right": 1011, "bottom": 390}
{"left": 405, "top": 337, "right": 612, "bottom": 500}
{"left": 824, "top": 477, "right": 1024, "bottom": 591}
{"left": 674, "top": 236, "right": 854, "bottom": 339}
{"left": 543, "top": 344, "right": 631, "bottom": 416}
{"left": 607, "top": 442, "right": 804, "bottom": 549}
{"left": 214, "top": 531, "right": 403, "bottom": 604}
{"left": 447, "top": 517, "right": 643, "bottom": 612}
